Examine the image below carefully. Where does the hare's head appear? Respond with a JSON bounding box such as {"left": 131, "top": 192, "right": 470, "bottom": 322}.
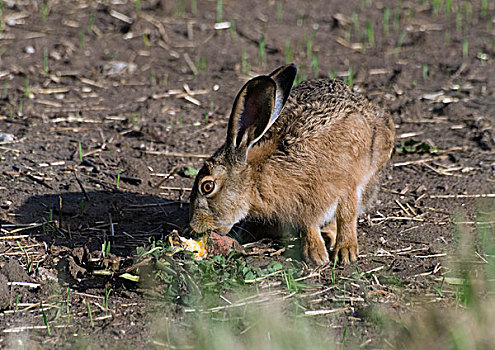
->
{"left": 189, "top": 64, "right": 297, "bottom": 235}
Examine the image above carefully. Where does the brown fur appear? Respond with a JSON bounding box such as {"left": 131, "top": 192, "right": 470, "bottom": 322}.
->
{"left": 189, "top": 65, "right": 395, "bottom": 266}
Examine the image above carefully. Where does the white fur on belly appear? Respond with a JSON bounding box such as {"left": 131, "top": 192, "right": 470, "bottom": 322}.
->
{"left": 319, "top": 201, "right": 337, "bottom": 227}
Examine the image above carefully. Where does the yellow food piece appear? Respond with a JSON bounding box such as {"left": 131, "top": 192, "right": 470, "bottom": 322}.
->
{"left": 181, "top": 235, "right": 207, "bottom": 260}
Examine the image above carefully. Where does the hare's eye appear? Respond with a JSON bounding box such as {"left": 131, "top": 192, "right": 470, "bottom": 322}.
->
{"left": 200, "top": 180, "right": 216, "bottom": 195}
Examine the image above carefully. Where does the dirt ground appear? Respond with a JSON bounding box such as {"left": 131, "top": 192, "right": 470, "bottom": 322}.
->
{"left": 0, "top": 0, "right": 494, "bottom": 348}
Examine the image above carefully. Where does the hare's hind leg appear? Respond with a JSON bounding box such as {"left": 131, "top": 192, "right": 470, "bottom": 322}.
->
{"left": 332, "top": 192, "right": 359, "bottom": 264}
{"left": 302, "top": 225, "right": 330, "bottom": 266}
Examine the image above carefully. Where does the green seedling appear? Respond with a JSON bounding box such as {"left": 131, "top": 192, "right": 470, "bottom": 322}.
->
{"left": 433, "top": 277, "right": 446, "bottom": 297}
{"left": 80, "top": 199, "right": 85, "bottom": 215}
{"left": 143, "top": 33, "right": 150, "bottom": 47}
{"left": 191, "top": 0, "right": 197, "bottom": 15}
{"left": 135, "top": 0, "right": 141, "bottom": 16}
{"left": 24, "top": 76, "right": 29, "bottom": 98}
{"left": 383, "top": 6, "right": 390, "bottom": 36}
{"left": 352, "top": 12, "right": 360, "bottom": 37}
{"left": 328, "top": 69, "right": 337, "bottom": 79}
{"left": 341, "top": 327, "right": 347, "bottom": 350}
{"left": 3, "top": 79, "right": 7, "bottom": 98}
{"left": 285, "top": 38, "right": 292, "bottom": 63}
{"left": 305, "top": 30, "right": 316, "bottom": 59}
{"left": 78, "top": 141, "right": 83, "bottom": 162}
{"left": 41, "top": 302, "right": 51, "bottom": 336}
{"left": 162, "top": 73, "right": 168, "bottom": 87}
{"left": 195, "top": 56, "right": 207, "bottom": 75}
{"left": 241, "top": 47, "right": 250, "bottom": 74}
{"left": 463, "top": 36, "right": 468, "bottom": 58}
{"left": 41, "top": 2, "right": 48, "bottom": 22}
{"left": 432, "top": 0, "right": 442, "bottom": 16}
{"left": 347, "top": 66, "right": 354, "bottom": 88}
{"left": 173, "top": 1, "right": 185, "bottom": 18}
{"left": 297, "top": 12, "right": 303, "bottom": 27}
{"left": 276, "top": 1, "right": 283, "bottom": 23}
{"left": 258, "top": 33, "right": 266, "bottom": 67}
{"left": 104, "top": 286, "right": 112, "bottom": 315}
{"left": 456, "top": 10, "right": 462, "bottom": 32}
{"left": 88, "top": 13, "right": 95, "bottom": 33}
{"left": 395, "top": 139, "right": 438, "bottom": 154}
{"left": 331, "top": 256, "right": 338, "bottom": 284}
{"left": 311, "top": 52, "right": 319, "bottom": 78}
{"left": 18, "top": 100, "right": 23, "bottom": 116}
{"left": 151, "top": 68, "right": 156, "bottom": 86}
{"left": 86, "top": 300, "right": 94, "bottom": 328}
{"left": 395, "top": 30, "right": 407, "bottom": 58}
{"left": 116, "top": 167, "right": 121, "bottom": 188}
{"left": 445, "top": 0, "right": 453, "bottom": 16}
{"left": 481, "top": 0, "right": 488, "bottom": 18}
{"left": 216, "top": 0, "right": 223, "bottom": 22}
{"left": 463, "top": 2, "right": 472, "bottom": 25}
{"left": 79, "top": 31, "right": 85, "bottom": 50}
{"left": 366, "top": 21, "right": 375, "bottom": 48}
{"left": 444, "top": 31, "right": 451, "bottom": 44}
{"left": 422, "top": 64, "right": 428, "bottom": 79}
{"left": 43, "top": 47, "right": 48, "bottom": 74}
{"left": 229, "top": 20, "right": 237, "bottom": 41}
{"left": 15, "top": 293, "right": 19, "bottom": 313}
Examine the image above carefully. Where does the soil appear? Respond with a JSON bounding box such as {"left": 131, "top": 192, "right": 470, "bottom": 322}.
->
{"left": 0, "top": 0, "right": 494, "bottom": 348}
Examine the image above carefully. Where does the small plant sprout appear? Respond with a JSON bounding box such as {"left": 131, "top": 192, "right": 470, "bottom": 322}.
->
{"left": 24, "top": 75, "right": 30, "bottom": 98}
{"left": 151, "top": 68, "right": 156, "bottom": 86}
{"left": 43, "top": 47, "right": 48, "bottom": 74}
{"left": 456, "top": 9, "right": 462, "bottom": 32}
{"left": 79, "top": 31, "right": 85, "bottom": 50}
{"left": 78, "top": 141, "right": 83, "bottom": 162}
{"left": 102, "top": 240, "right": 110, "bottom": 258}
{"left": 143, "top": 33, "right": 150, "bottom": 47}
{"left": 88, "top": 13, "right": 95, "bottom": 33}
{"left": 241, "top": 47, "right": 250, "bottom": 74}
{"left": 445, "top": 0, "right": 453, "bottom": 17}
{"left": 395, "top": 30, "right": 407, "bottom": 58}
{"left": 191, "top": 0, "right": 197, "bottom": 15}
{"left": 352, "top": 12, "right": 360, "bottom": 37}
{"left": 347, "top": 66, "right": 354, "bottom": 88}
{"left": 3, "top": 79, "right": 7, "bottom": 98}
{"left": 276, "top": 1, "right": 283, "bottom": 23}
{"left": 305, "top": 30, "right": 316, "bottom": 59}
{"left": 463, "top": 36, "right": 469, "bottom": 58}
{"left": 422, "top": 64, "right": 428, "bottom": 79}
{"left": 216, "top": 0, "right": 223, "bottom": 22}
{"left": 80, "top": 199, "right": 85, "bottom": 215}
{"left": 162, "top": 73, "right": 168, "bottom": 87}
{"left": 366, "top": 21, "right": 375, "bottom": 48}
{"left": 311, "top": 52, "right": 319, "bottom": 78}
{"left": 86, "top": 300, "right": 94, "bottom": 328}
{"left": 41, "top": 302, "right": 51, "bottom": 336}
{"left": 297, "top": 12, "right": 304, "bottom": 27}
{"left": 104, "top": 286, "right": 112, "bottom": 315}
{"left": 116, "top": 167, "right": 121, "bottom": 188}
{"left": 41, "top": 2, "right": 48, "bottom": 22}
{"left": 258, "top": 33, "right": 266, "bottom": 67}
{"left": 229, "top": 20, "right": 237, "bottom": 41}
{"left": 18, "top": 100, "right": 23, "bottom": 116}
{"left": 481, "top": 0, "right": 488, "bottom": 18}
{"left": 15, "top": 293, "right": 19, "bottom": 313}
{"left": 285, "top": 38, "right": 292, "bottom": 63}
{"left": 383, "top": 6, "right": 390, "bottom": 36}
{"left": 135, "top": 0, "right": 141, "bottom": 17}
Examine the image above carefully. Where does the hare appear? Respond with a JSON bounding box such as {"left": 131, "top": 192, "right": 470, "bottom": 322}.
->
{"left": 189, "top": 64, "right": 395, "bottom": 265}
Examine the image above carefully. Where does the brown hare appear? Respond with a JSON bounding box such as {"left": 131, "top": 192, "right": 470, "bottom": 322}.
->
{"left": 189, "top": 64, "right": 395, "bottom": 265}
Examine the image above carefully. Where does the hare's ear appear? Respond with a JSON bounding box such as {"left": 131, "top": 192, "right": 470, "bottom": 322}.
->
{"left": 226, "top": 76, "right": 276, "bottom": 157}
{"left": 269, "top": 63, "right": 297, "bottom": 118}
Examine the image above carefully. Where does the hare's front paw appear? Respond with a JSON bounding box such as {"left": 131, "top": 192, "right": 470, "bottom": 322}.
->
{"left": 331, "top": 242, "right": 358, "bottom": 265}
{"left": 302, "top": 228, "right": 330, "bottom": 266}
